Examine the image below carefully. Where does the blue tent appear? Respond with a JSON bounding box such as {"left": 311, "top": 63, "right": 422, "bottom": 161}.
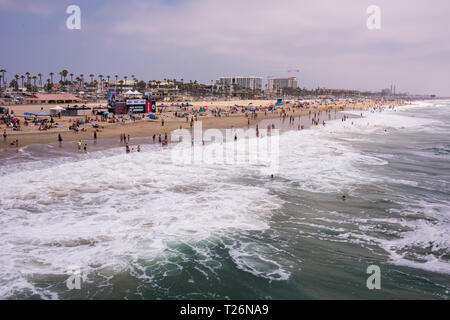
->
{"left": 34, "top": 110, "right": 50, "bottom": 116}
{"left": 24, "top": 112, "right": 33, "bottom": 115}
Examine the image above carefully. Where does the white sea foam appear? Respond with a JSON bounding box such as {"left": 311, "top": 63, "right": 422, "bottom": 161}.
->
{"left": 0, "top": 101, "right": 449, "bottom": 298}
{"left": 0, "top": 143, "right": 285, "bottom": 298}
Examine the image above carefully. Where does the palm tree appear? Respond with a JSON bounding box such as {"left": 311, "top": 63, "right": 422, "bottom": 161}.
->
{"left": 70, "top": 73, "right": 74, "bottom": 83}
{"left": 25, "top": 72, "right": 30, "bottom": 85}
{"left": 89, "top": 74, "right": 95, "bottom": 84}
{"left": 0, "top": 69, "right": 6, "bottom": 88}
{"left": 106, "top": 75, "right": 110, "bottom": 87}
{"left": 32, "top": 76, "right": 37, "bottom": 92}
{"left": 20, "top": 75, "right": 25, "bottom": 88}
{"left": 61, "top": 69, "right": 68, "bottom": 82}
{"left": 38, "top": 73, "right": 43, "bottom": 86}
{"left": 98, "top": 75, "right": 104, "bottom": 91}
{"left": 79, "top": 74, "right": 84, "bottom": 88}
{"left": 119, "top": 80, "right": 124, "bottom": 92}
{"left": 14, "top": 74, "right": 19, "bottom": 90}
{"left": 114, "top": 75, "right": 118, "bottom": 90}
{"left": 124, "top": 76, "right": 128, "bottom": 91}
{"left": 49, "top": 72, "right": 54, "bottom": 84}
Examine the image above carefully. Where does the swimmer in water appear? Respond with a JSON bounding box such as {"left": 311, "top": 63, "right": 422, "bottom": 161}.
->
{"left": 342, "top": 195, "right": 347, "bottom": 201}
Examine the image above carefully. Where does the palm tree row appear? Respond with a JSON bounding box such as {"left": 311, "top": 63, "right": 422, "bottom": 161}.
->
{"left": 0, "top": 68, "right": 143, "bottom": 93}
{"left": 1, "top": 68, "right": 194, "bottom": 95}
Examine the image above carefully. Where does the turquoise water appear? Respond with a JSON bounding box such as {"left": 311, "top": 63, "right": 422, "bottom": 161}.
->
{"left": 0, "top": 100, "right": 449, "bottom": 299}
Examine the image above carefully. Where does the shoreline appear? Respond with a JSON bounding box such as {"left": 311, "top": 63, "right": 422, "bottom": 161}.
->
{"left": 0, "top": 108, "right": 362, "bottom": 166}
{"left": 0, "top": 99, "right": 401, "bottom": 152}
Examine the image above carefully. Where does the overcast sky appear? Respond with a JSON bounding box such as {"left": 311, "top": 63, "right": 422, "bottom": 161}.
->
{"left": 1, "top": 0, "right": 449, "bottom": 95}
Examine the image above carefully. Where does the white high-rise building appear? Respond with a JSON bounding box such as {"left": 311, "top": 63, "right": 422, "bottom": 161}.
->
{"left": 216, "top": 76, "right": 263, "bottom": 90}
{"left": 267, "top": 77, "right": 298, "bottom": 91}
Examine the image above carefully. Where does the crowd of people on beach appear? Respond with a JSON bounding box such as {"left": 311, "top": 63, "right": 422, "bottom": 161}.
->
{"left": 1, "top": 98, "right": 410, "bottom": 155}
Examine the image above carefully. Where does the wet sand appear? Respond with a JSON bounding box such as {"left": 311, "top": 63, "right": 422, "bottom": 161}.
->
{"left": 0, "top": 109, "right": 361, "bottom": 165}
{"left": 1, "top": 99, "right": 380, "bottom": 151}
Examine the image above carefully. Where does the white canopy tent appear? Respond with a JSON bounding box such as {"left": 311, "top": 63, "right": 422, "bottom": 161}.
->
{"left": 50, "top": 106, "right": 64, "bottom": 115}
{"left": 125, "top": 90, "right": 142, "bottom": 96}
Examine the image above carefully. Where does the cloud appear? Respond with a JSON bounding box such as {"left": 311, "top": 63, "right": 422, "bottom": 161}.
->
{"left": 97, "top": 0, "right": 450, "bottom": 93}
{"left": 1, "top": 0, "right": 449, "bottom": 95}
{"left": 0, "top": 0, "right": 58, "bottom": 16}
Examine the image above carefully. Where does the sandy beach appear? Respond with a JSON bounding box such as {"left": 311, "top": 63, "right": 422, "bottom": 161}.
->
{"left": 1, "top": 98, "right": 389, "bottom": 150}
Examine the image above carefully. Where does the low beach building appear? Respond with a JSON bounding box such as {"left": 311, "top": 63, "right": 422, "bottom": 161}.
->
{"left": 25, "top": 93, "right": 81, "bottom": 104}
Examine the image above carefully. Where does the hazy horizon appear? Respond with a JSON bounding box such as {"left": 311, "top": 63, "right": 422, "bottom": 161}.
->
{"left": 1, "top": 0, "right": 449, "bottom": 96}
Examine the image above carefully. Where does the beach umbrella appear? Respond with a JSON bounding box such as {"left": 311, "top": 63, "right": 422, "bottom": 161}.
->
{"left": 147, "top": 114, "right": 156, "bottom": 119}
{"left": 12, "top": 118, "right": 20, "bottom": 122}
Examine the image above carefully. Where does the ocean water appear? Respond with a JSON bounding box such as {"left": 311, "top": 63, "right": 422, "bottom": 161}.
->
{"left": 0, "top": 100, "right": 449, "bottom": 299}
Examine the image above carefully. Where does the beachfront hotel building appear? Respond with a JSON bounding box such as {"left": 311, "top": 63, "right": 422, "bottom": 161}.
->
{"left": 267, "top": 77, "right": 298, "bottom": 92}
{"left": 25, "top": 93, "right": 81, "bottom": 104}
{"left": 216, "top": 76, "right": 263, "bottom": 90}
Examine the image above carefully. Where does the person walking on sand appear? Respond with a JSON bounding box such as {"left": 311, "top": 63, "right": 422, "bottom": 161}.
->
{"left": 153, "top": 134, "right": 156, "bottom": 143}
{"left": 94, "top": 131, "right": 97, "bottom": 140}
{"left": 77, "top": 140, "right": 82, "bottom": 151}
{"left": 84, "top": 144, "right": 87, "bottom": 153}
{"left": 3, "top": 129, "right": 6, "bottom": 142}
{"left": 58, "top": 134, "right": 62, "bottom": 144}
{"left": 127, "top": 134, "right": 130, "bottom": 142}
